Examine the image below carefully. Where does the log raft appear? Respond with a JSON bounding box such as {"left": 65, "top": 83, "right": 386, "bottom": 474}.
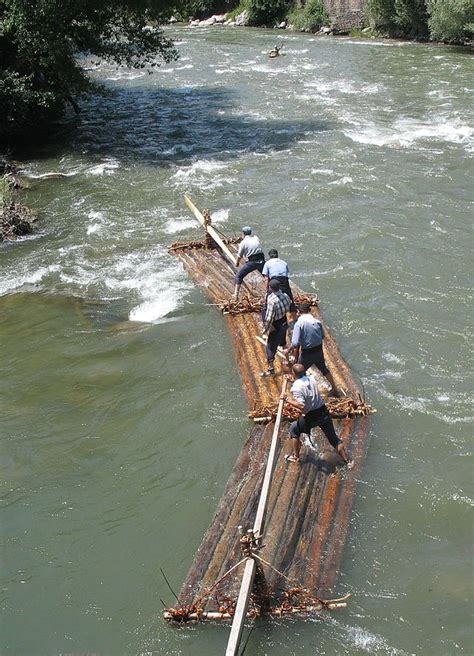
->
{"left": 164, "top": 196, "right": 371, "bottom": 624}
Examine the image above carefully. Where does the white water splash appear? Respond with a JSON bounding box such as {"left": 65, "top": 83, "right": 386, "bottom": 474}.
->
{"left": 345, "top": 116, "right": 473, "bottom": 151}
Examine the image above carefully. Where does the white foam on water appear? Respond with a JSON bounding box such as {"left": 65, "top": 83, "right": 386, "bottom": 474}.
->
{"left": 87, "top": 158, "right": 121, "bottom": 176}
{"left": 86, "top": 210, "right": 107, "bottom": 235}
{"left": 251, "top": 64, "right": 280, "bottom": 74}
{"left": 450, "top": 493, "right": 474, "bottom": 507}
{"left": 170, "top": 160, "right": 236, "bottom": 191}
{"left": 210, "top": 208, "right": 229, "bottom": 224}
{"left": 26, "top": 170, "right": 77, "bottom": 179}
{"left": 345, "top": 116, "right": 473, "bottom": 151}
{"left": 163, "top": 217, "right": 198, "bottom": 234}
{"left": 161, "top": 64, "right": 194, "bottom": 73}
{"left": 100, "top": 250, "right": 190, "bottom": 324}
{"left": 0, "top": 264, "right": 61, "bottom": 296}
{"left": 311, "top": 168, "right": 335, "bottom": 175}
{"left": 320, "top": 617, "right": 410, "bottom": 655}
{"left": 161, "top": 144, "right": 194, "bottom": 156}
{"left": 329, "top": 176, "right": 353, "bottom": 186}
{"left": 105, "top": 72, "right": 146, "bottom": 81}
{"left": 347, "top": 625, "right": 407, "bottom": 654}
{"left": 383, "top": 352, "right": 404, "bottom": 364}
{"left": 300, "top": 264, "right": 344, "bottom": 277}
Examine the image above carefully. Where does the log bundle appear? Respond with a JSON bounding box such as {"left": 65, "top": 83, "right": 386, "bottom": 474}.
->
{"left": 166, "top": 231, "right": 370, "bottom": 621}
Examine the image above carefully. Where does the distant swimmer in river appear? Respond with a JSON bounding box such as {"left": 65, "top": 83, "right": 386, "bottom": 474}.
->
{"left": 269, "top": 45, "right": 283, "bottom": 58}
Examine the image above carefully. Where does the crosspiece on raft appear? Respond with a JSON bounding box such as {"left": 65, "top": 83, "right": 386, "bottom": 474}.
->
{"left": 163, "top": 531, "right": 351, "bottom": 623}
{"left": 249, "top": 394, "right": 376, "bottom": 423}
{"left": 164, "top": 586, "right": 350, "bottom": 623}
{"left": 220, "top": 293, "right": 319, "bottom": 316}
{"left": 168, "top": 236, "right": 240, "bottom": 252}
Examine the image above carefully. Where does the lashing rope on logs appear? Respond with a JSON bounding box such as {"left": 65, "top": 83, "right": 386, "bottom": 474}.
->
{"left": 164, "top": 539, "right": 351, "bottom": 623}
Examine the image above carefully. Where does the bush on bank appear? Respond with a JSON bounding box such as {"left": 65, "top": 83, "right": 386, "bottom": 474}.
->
{"left": 366, "top": 0, "right": 473, "bottom": 40}
{"left": 287, "top": 0, "right": 328, "bottom": 32}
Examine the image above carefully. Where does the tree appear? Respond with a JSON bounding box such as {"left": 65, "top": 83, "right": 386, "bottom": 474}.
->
{"left": 394, "top": 0, "right": 428, "bottom": 35}
{"left": 427, "top": 0, "right": 474, "bottom": 41}
{"left": 0, "top": 0, "right": 179, "bottom": 144}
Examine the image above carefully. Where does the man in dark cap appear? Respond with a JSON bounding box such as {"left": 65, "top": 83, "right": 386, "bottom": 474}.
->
{"left": 232, "top": 226, "right": 265, "bottom": 300}
{"left": 261, "top": 278, "right": 292, "bottom": 376}
{"left": 284, "top": 303, "right": 341, "bottom": 395}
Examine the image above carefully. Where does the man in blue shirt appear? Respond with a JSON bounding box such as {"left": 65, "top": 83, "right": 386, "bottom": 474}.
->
{"left": 232, "top": 226, "right": 265, "bottom": 300}
{"left": 285, "top": 303, "right": 341, "bottom": 396}
{"left": 262, "top": 249, "right": 296, "bottom": 317}
{"left": 280, "top": 363, "right": 352, "bottom": 465}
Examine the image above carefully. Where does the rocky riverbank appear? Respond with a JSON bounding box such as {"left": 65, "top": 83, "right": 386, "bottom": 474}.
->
{"left": 0, "top": 162, "right": 36, "bottom": 242}
{"left": 169, "top": 13, "right": 472, "bottom": 46}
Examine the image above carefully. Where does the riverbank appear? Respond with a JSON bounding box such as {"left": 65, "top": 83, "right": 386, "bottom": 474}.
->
{"left": 172, "top": 15, "right": 473, "bottom": 47}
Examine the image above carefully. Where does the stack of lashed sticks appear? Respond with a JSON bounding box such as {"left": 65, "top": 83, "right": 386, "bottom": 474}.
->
{"left": 169, "top": 235, "right": 240, "bottom": 252}
{"left": 249, "top": 393, "right": 375, "bottom": 423}
{"left": 219, "top": 293, "right": 319, "bottom": 316}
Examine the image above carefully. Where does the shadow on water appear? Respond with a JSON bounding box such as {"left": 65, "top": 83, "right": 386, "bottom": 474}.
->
{"left": 16, "top": 85, "right": 333, "bottom": 166}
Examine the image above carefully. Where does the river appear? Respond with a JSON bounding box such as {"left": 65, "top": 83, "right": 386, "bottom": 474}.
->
{"left": 1, "top": 26, "right": 472, "bottom": 656}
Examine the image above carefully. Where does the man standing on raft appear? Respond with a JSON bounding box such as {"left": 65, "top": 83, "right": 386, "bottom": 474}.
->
{"left": 285, "top": 303, "right": 341, "bottom": 396}
{"left": 262, "top": 249, "right": 296, "bottom": 319}
{"left": 261, "top": 279, "right": 292, "bottom": 377}
{"left": 232, "top": 226, "right": 265, "bottom": 301}
{"left": 281, "top": 364, "right": 352, "bottom": 466}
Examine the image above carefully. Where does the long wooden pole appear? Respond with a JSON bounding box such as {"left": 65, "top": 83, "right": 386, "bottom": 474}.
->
{"left": 225, "top": 378, "right": 288, "bottom": 656}
{"left": 184, "top": 194, "right": 238, "bottom": 266}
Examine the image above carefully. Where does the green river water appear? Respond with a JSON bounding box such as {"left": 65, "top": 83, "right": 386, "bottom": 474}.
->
{"left": 1, "top": 27, "right": 472, "bottom": 656}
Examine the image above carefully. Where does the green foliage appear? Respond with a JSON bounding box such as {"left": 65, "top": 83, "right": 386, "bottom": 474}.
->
{"left": 246, "top": 0, "right": 292, "bottom": 27}
{"left": 366, "top": 0, "right": 472, "bottom": 39}
{"left": 287, "top": 0, "right": 328, "bottom": 31}
{"left": 427, "top": 0, "right": 474, "bottom": 40}
{"left": 394, "top": 0, "right": 428, "bottom": 34}
{"left": 366, "top": 0, "right": 396, "bottom": 31}
{"left": 227, "top": 0, "right": 250, "bottom": 20}
{"left": 175, "top": 0, "right": 234, "bottom": 19}
{"left": 0, "top": 0, "right": 179, "bottom": 144}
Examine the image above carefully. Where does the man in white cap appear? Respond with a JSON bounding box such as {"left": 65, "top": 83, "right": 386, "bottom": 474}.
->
{"left": 232, "top": 226, "right": 265, "bottom": 300}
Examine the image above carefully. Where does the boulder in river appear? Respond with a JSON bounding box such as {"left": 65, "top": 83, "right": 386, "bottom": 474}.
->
{"left": 0, "top": 201, "right": 37, "bottom": 242}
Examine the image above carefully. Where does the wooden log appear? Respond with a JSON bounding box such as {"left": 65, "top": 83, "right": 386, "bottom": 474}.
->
{"left": 184, "top": 194, "right": 237, "bottom": 266}
{"left": 225, "top": 379, "right": 287, "bottom": 656}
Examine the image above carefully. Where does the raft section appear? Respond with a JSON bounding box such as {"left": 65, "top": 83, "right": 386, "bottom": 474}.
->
{"left": 164, "top": 199, "right": 371, "bottom": 622}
